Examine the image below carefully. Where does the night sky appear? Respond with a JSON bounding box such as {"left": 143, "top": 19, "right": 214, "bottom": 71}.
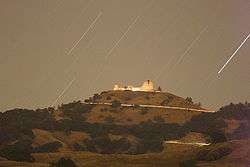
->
{"left": 0, "top": 0, "right": 249, "bottom": 111}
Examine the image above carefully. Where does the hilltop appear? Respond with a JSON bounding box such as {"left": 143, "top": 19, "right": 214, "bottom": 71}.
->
{"left": 0, "top": 90, "right": 249, "bottom": 166}
{"left": 86, "top": 90, "right": 204, "bottom": 109}
{"left": 81, "top": 90, "right": 207, "bottom": 125}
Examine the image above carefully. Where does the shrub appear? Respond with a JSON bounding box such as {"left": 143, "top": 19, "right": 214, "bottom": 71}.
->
{"left": 0, "top": 140, "right": 34, "bottom": 162}
{"left": 82, "top": 139, "right": 97, "bottom": 152}
{"left": 100, "top": 91, "right": 108, "bottom": 95}
{"left": 104, "top": 116, "right": 115, "bottom": 124}
{"left": 0, "top": 109, "right": 56, "bottom": 131}
{"left": 83, "top": 135, "right": 131, "bottom": 154}
{"left": 60, "top": 102, "right": 92, "bottom": 120}
{"left": 51, "top": 157, "right": 77, "bottom": 167}
{"left": 111, "top": 100, "right": 121, "bottom": 108}
{"left": 208, "top": 129, "right": 227, "bottom": 143}
{"left": 84, "top": 99, "right": 90, "bottom": 103}
{"left": 157, "top": 86, "right": 162, "bottom": 92}
{"left": 112, "top": 138, "right": 131, "bottom": 153}
{"left": 73, "top": 143, "right": 87, "bottom": 151}
{"left": 185, "top": 97, "right": 193, "bottom": 104}
{"left": 124, "top": 97, "right": 131, "bottom": 101}
{"left": 64, "top": 126, "right": 72, "bottom": 136}
{"left": 93, "top": 94, "right": 100, "bottom": 102}
{"left": 185, "top": 113, "right": 227, "bottom": 140}
{"left": 100, "top": 108, "right": 108, "bottom": 112}
{"left": 217, "top": 102, "right": 250, "bottom": 120}
{"left": 153, "top": 116, "right": 165, "bottom": 123}
{"left": 109, "top": 109, "right": 119, "bottom": 113}
{"left": 196, "top": 145, "right": 232, "bottom": 161}
{"left": 230, "top": 122, "right": 250, "bottom": 140}
{"left": 161, "top": 96, "right": 173, "bottom": 106}
{"left": 33, "top": 141, "right": 62, "bottom": 153}
{"left": 96, "top": 136, "right": 113, "bottom": 153}
{"left": 140, "top": 110, "right": 148, "bottom": 115}
{"left": 196, "top": 102, "right": 202, "bottom": 107}
{"left": 134, "top": 104, "right": 140, "bottom": 108}
{"left": 179, "top": 159, "right": 197, "bottom": 167}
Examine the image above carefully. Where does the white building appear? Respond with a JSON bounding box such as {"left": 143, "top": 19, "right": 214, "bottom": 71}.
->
{"left": 113, "top": 80, "right": 156, "bottom": 92}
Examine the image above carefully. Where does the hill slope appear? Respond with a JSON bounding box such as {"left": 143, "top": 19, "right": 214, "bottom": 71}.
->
{"left": 0, "top": 90, "right": 249, "bottom": 166}
{"left": 82, "top": 90, "right": 205, "bottom": 125}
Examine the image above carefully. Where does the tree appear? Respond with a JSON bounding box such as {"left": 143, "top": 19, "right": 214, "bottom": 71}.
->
{"left": 134, "top": 104, "right": 140, "bottom": 108}
{"left": 104, "top": 116, "right": 115, "bottom": 124}
{"left": 111, "top": 100, "right": 121, "bottom": 108}
{"left": 157, "top": 86, "right": 162, "bottom": 92}
{"left": 64, "top": 127, "right": 72, "bottom": 136}
{"left": 140, "top": 108, "right": 148, "bottom": 115}
{"left": 196, "top": 146, "right": 232, "bottom": 161}
{"left": 48, "top": 107, "right": 55, "bottom": 113}
{"left": 195, "top": 102, "right": 202, "bottom": 107}
{"left": 51, "top": 157, "right": 77, "bottom": 167}
{"left": 0, "top": 140, "right": 34, "bottom": 162}
{"left": 179, "top": 159, "right": 197, "bottom": 167}
{"left": 153, "top": 116, "right": 165, "bottom": 123}
{"left": 33, "top": 141, "right": 62, "bottom": 153}
{"left": 207, "top": 129, "right": 227, "bottom": 143}
{"left": 84, "top": 99, "right": 90, "bottom": 103}
{"left": 93, "top": 94, "right": 100, "bottom": 102}
{"left": 186, "top": 97, "right": 193, "bottom": 104}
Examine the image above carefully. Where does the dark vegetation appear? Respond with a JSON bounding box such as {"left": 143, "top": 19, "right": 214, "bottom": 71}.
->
{"left": 100, "top": 108, "right": 108, "bottom": 112}
{"left": 59, "top": 101, "right": 93, "bottom": 121}
{"left": 217, "top": 102, "right": 250, "bottom": 120}
{"left": 185, "top": 97, "right": 193, "bottom": 104}
{"left": 157, "top": 86, "right": 162, "bottom": 92}
{"left": 111, "top": 100, "right": 122, "bottom": 108}
{"left": 186, "top": 102, "right": 250, "bottom": 142}
{"left": 0, "top": 108, "right": 55, "bottom": 141}
{"left": 196, "top": 144, "right": 233, "bottom": 161}
{"left": 139, "top": 108, "right": 148, "bottom": 115}
{"left": 0, "top": 140, "right": 34, "bottom": 162}
{"left": 104, "top": 116, "right": 115, "bottom": 124}
{"left": 81, "top": 135, "right": 131, "bottom": 154}
{"left": 0, "top": 101, "right": 249, "bottom": 161}
{"left": 185, "top": 112, "right": 227, "bottom": 143}
{"left": 161, "top": 96, "right": 174, "bottom": 106}
{"left": 51, "top": 157, "right": 78, "bottom": 167}
{"left": 153, "top": 116, "right": 165, "bottom": 123}
{"left": 33, "top": 141, "right": 62, "bottom": 153}
{"left": 221, "top": 102, "right": 250, "bottom": 140}
{"left": 179, "top": 159, "right": 197, "bottom": 167}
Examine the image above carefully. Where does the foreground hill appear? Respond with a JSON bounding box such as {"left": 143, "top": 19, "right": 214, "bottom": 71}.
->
{"left": 0, "top": 139, "right": 249, "bottom": 167}
{"left": 0, "top": 90, "right": 249, "bottom": 166}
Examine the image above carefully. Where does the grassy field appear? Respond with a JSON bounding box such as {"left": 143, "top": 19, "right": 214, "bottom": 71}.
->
{"left": 1, "top": 140, "right": 249, "bottom": 167}
{"left": 85, "top": 104, "right": 202, "bottom": 125}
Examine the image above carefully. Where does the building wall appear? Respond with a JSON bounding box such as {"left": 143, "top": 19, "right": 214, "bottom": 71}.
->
{"left": 113, "top": 80, "right": 154, "bottom": 92}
